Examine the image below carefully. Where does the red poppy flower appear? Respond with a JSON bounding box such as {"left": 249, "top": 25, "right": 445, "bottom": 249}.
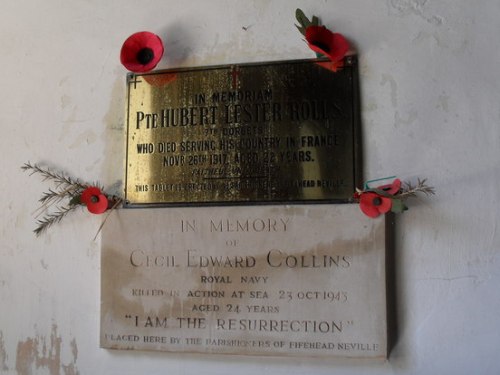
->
{"left": 359, "top": 192, "right": 392, "bottom": 218}
{"left": 305, "top": 26, "right": 349, "bottom": 63}
{"left": 81, "top": 187, "right": 108, "bottom": 214}
{"left": 120, "top": 31, "right": 164, "bottom": 73}
{"left": 375, "top": 178, "right": 401, "bottom": 195}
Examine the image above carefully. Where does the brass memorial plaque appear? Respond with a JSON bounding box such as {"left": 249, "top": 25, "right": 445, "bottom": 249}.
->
{"left": 125, "top": 57, "right": 361, "bottom": 206}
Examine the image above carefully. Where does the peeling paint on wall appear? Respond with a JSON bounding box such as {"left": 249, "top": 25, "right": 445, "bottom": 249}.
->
{"left": 62, "top": 339, "right": 79, "bottom": 375}
{"left": 14, "top": 325, "right": 79, "bottom": 375}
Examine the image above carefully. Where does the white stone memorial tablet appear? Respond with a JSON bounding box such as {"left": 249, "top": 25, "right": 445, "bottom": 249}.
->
{"left": 100, "top": 204, "right": 387, "bottom": 358}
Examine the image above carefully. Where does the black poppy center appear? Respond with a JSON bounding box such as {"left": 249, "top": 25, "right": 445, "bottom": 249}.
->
{"left": 372, "top": 197, "right": 382, "bottom": 206}
{"left": 312, "top": 41, "right": 330, "bottom": 53}
{"left": 90, "top": 195, "right": 99, "bottom": 203}
{"left": 136, "top": 47, "right": 154, "bottom": 65}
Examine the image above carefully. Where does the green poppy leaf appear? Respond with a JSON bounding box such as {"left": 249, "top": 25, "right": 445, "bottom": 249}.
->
{"left": 69, "top": 195, "right": 82, "bottom": 206}
{"left": 296, "top": 8, "right": 311, "bottom": 28}
{"left": 295, "top": 24, "right": 306, "bottom": 36}
{"left": 391, "top": 199, "right": 408, "bottom": 213}
{"left": 312, "top": 15, "right": 320, "bottom": 26}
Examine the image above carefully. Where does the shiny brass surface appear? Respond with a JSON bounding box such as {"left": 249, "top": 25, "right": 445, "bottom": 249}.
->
{"left": 125, "top": 57, "right": 361, "bottom": 206}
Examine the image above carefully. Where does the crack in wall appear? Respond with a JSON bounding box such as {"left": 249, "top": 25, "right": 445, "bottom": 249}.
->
{"left": 387, "top": 0, "right": 444, "bottom": 25}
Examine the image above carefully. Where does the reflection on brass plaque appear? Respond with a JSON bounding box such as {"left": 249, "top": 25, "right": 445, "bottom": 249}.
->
{"left": 125, "top": 57, "right": 361, "bottom": 206}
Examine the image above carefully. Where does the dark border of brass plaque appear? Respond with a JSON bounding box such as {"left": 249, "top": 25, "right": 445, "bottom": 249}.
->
{"left": 124, "top": 57, "right": 361, "bottom": 207}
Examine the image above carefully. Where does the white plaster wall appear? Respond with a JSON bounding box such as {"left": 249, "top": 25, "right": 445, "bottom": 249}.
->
{"left": 0, "top": 0, "right": 499, "bottom": 374}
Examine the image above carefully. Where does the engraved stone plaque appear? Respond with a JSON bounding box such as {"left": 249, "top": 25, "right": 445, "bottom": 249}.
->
{"left": 125, "top": 57, "right": 361, "bottom": 206}
{"left": 100, "top": 204, "right": 387, "bottom": 358}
